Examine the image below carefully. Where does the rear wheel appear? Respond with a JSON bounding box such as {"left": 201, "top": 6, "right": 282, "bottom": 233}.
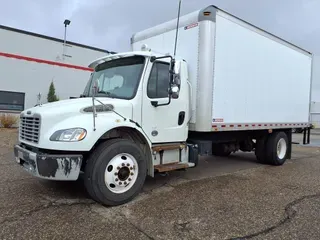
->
{"left": 255, "top": 131, "right": 289, "bottom": 166}
{"left": 84, "top": 138, "right": 147, "bottom": 206}
{"left": 265, "top": 131, "right": 289, "bottom": 166}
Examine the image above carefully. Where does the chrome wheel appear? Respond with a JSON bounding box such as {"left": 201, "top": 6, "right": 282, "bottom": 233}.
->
{"left": 104, "top": 153, "right": 138, "bottom": 194}
{"left": 276, "top": 138, "right": 287, "bottom": 159}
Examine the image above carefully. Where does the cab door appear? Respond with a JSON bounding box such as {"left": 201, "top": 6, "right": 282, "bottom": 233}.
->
{"left": 141, "top": 60, "right": 188, "bottom": 143}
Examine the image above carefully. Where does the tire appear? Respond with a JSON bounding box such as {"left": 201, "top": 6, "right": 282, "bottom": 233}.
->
{"left": 84, "top": 138, "right": 147, "bottom": 206}
{"left": 212, "top": 143, "right": 231, "bottom": 157}
{"left": 265, "top": 131, "right": 289, "bottom": 166}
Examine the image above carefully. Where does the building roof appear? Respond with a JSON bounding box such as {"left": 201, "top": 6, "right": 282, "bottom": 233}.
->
{"left": 0, "top": 24, "right": 117, "bottom": 54}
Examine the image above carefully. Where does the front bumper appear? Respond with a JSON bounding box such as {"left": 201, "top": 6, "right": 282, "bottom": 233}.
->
{"left": 13, "top": 144, "right": 83, "bottom": 181}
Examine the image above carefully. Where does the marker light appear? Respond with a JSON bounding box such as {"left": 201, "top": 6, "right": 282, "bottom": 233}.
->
{"left": 141, "top": 44, "right": 151, "bottom": 52}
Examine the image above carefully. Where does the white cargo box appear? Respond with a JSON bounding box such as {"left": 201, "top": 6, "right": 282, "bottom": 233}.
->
{"left": 131, "top": 5, "right": 313, "bottom": 132}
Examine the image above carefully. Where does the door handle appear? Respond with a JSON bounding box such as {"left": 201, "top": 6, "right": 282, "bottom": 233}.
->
{"left": 178, "top": 111, "right": 185, "bottom": 125}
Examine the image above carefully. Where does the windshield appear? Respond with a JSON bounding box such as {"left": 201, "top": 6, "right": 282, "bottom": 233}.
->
{"left": 83, "top": 56, "right": 146, "bottom": 99}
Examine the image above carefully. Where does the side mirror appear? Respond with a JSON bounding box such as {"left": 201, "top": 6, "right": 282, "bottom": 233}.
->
{"left": 173, "top": 61, "right": 181, "bottom": 86}
{"left": 170, "top": 84, "right": 180, "bottom": 99}
{"left": 169, "top": 60, "right": 181, "bottom": 99}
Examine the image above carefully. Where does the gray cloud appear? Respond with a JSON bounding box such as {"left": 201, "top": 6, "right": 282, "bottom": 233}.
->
{"left": 1, "top": 0, "right": 320, "bottom": 54}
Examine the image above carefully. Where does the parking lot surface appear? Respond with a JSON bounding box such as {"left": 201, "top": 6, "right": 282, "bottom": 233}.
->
{"left": 1, "top": 129, "right": 320, "bottom": 240}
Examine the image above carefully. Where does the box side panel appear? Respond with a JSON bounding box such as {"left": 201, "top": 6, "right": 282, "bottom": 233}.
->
{"left": 194, "top": 20, "right": 216, "bottom": 131}
{"left": 131, "top": 10, "right": 200, "bottom": 45}
{"left": 212, "top": 13, "right": 312, "bottom": 125}
{"left": 132, "top": 24, "right": 200, "bottom": 124}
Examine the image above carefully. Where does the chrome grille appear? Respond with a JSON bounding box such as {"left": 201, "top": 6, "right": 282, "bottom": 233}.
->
{"left": 19, "top": 115, "right": 41, "bottom": 143}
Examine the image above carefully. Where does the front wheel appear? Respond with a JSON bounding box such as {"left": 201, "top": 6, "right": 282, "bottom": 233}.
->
{"left": 84, "top": 138, "right": 147, "bottom": 206}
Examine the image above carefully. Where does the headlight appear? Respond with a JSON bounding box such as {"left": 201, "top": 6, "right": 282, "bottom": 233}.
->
{"left": 50, "top": 128, "right": 87, "bottom": 142}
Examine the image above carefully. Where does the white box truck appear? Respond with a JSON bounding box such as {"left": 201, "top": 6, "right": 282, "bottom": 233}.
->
{"left": 13, "top": 5, "right": 313, "bottom": 206}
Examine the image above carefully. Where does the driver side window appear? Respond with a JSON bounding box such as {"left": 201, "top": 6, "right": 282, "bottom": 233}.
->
{"left": 147, "top": 62, "right": 170, "bottom": 99}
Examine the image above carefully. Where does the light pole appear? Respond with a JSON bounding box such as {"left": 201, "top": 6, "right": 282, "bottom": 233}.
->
{"left": 63, "top": 19, "right": 71, "bottom": 61}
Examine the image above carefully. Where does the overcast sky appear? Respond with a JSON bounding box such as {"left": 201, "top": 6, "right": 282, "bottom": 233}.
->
{"left": 1, "top": 0, "right": 320, "bottom": 100}
{"left": 1, "top": 0, "right": 320, "bottom": 55}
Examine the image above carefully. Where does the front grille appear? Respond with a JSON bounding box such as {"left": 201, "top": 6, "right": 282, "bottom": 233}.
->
{"left": 20, "top": 115, "right": 41, "bottom": 143}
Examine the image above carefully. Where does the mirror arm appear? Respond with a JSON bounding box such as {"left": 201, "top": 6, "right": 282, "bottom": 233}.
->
{"left": 151, "top": 94, "right": 172, "bottom": 107}
{"left": 150, "top": 55, "right": 173, "bottom": 63}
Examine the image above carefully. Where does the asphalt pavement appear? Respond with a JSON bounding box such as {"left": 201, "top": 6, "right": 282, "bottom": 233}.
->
{"left": 1, "top": 129, "right": 320, "bottom": 240}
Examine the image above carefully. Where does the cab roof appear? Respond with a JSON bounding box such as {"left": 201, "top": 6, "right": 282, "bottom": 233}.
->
{"left": 88, "top": 51, "right": 159, "bottom": 69}
{"left": 88, "top": 50, "right": 182, "bottom": 69}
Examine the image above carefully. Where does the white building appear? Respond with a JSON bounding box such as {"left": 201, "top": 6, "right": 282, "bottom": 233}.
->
{"left": 311, "top": 55, "right": 320, "bottom": 128}
{"left": 0, "top": 24, "right": 115, "bottom": 112}
{"left": 310, "top": 101, "right": 320, "bottom": 128}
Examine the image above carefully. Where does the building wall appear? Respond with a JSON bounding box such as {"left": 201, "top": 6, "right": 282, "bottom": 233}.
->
{"left": 311, "top": 56, "right": 320, "bottom": 128}
{"left": 312, "top": 55, "right": 320, "bottom": 102}
{"left": 311, "top": 101, "right": 320, "bottom": 128}
{"left": 0, "top": 56, "right": 92, "bottom": 110}
{"left": 311, "top": 114, "right": 320, "bottom": 128}
{"left": 0, "top": 26, "right": 109, "bottom": 66}
{"left": 0, "top": 26, "right": 112, "bottom": 113}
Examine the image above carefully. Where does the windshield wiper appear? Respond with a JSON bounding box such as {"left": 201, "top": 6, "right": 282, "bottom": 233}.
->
{"left": 97, "top": 91, "right": 117, "bottom": 98}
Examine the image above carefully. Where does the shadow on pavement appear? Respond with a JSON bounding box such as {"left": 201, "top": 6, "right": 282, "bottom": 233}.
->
{"left": 36, "top": 152, "right": 261, "bottom": 203}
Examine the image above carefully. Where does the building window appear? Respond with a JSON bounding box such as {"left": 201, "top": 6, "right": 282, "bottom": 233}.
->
{"left": 0, "top": 90, "right": 25, "bottom": 112}
{"left": 147, "top": 62, "right": 170, "bottom": 99}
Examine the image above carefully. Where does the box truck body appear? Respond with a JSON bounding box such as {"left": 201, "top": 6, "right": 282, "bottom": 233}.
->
{"left": 12, "top": 5, "right": 314, "bottom": 206}
{"left": 131, "top": 6, "right": 313, "bottom": 132}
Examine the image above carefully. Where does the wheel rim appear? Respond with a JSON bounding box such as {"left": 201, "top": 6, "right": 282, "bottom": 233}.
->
{"left": 104, "top": 153, "right": 138, "bottom": 194}
{"left": 276, "top": 138, "right": 287, "bottom": 159}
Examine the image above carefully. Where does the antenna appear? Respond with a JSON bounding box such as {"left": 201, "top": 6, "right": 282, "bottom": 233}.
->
{"left": 173, "top": 0, "right": 182, "bottom": 59}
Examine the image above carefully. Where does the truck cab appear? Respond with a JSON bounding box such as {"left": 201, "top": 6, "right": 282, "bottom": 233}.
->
{"left": 14, "top": 50, "right": 195, "bottom": 206}
{"left": 85, "top": 50, "right": 190, "bottom": 144}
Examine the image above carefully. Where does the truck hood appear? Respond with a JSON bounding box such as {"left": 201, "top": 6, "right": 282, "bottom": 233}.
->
{"left": 18, "top": 97, "right": 136, "bottom": 150}
{"left": 22, "top": 97, "right": 133, "bottom": 119}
